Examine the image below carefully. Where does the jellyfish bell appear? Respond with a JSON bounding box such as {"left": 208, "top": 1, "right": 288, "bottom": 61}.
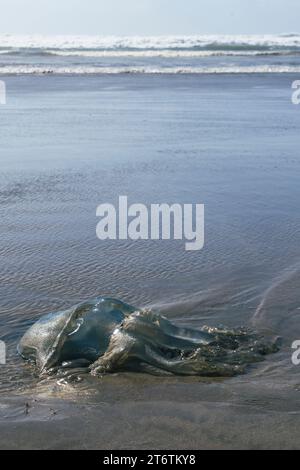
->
{"left": 18, "top": 298, "right": 134, "bottom": 372}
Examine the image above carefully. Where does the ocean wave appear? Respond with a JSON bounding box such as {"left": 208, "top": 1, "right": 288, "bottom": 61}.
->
{"left": 43, "top": 49, "right": 299, "bottom": 58}
{"left": 1, "top": 65, "right": 300, "bottom": 75}
{"left": 1, "top": 34, "right": 300, "bottom": 51}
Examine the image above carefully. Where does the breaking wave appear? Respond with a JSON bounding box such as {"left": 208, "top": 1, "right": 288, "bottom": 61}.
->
{"left": 1, "top": 34, "right": 300, "bottom": 76}
{"left": 1, "top": 34, "right": 300, "bottom": 50}
{"left": 1, "top": 65, "right": 300, "bottom": 75}
{"left": 1, "top": 49, "right": 299, "bottom": 58}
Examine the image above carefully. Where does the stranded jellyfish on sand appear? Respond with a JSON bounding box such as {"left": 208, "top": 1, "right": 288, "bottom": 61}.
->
{"left": 18, "top": 297, "right": 279, "bottom": 377}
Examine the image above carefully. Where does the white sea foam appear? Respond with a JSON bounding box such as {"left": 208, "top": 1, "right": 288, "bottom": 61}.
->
{"left": 0, "top": 34, "right": 300, "bottom": 50}
{"left": 44, "top": 49, "right": 295, "bottom": 58}
{"left": 1, "top": 65, "right": 300, "bottom": 75}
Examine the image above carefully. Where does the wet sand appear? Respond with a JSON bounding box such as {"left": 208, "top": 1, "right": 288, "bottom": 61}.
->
{"left": 1, "top": 371, "right": 299, "bottom": 450}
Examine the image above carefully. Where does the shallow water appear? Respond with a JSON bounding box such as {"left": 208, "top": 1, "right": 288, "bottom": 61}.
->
{"left": 0, "top": 74, "right": 300, "bottom": 448}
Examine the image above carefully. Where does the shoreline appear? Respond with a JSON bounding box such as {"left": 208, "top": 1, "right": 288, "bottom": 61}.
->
{"left": 1, "top": 389, "right": 299, "bottom": 450}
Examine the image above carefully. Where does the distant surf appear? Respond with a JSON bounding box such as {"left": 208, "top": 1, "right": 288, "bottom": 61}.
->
{"left": 1, "top": 65, "right": 300, "bottom": 75}
{"left": 1, "top": 34, "right": 300, "bottom": 75}
{"left": 1, "top": 34, "right": 300, "bottom": 50}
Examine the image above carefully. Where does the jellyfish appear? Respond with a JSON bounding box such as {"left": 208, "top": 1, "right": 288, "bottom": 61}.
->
{"left": 18, "top": 297, "right": 279, "bottom": 377}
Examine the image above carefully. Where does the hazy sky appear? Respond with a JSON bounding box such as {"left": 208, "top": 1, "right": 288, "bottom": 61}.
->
{"left": 0, "top": 0, "right": 299, "bottom": 36}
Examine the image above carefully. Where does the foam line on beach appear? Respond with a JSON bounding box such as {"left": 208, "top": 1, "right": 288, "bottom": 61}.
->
{"left": 1, "top": 65, "right": 300, "bottom": 75}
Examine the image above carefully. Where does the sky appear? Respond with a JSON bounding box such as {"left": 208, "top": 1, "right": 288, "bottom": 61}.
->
{"left": 0, "top": 0, "right": 299, "bottom": 36}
